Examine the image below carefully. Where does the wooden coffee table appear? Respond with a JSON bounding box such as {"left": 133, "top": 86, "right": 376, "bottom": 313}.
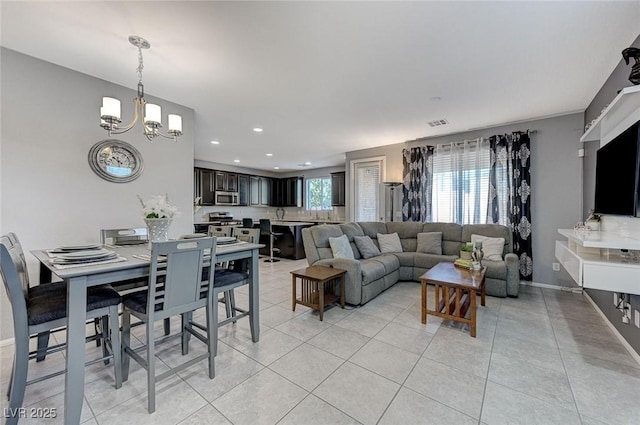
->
{"left": 420, "top": 262, "right": 486, "bottom": 337}
{"left": 290, "top": 265, "right": 346, "bottom": 321}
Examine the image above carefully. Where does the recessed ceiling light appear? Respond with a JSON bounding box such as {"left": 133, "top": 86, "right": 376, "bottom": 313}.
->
{"left": 304, "top": 161, "right": 312, "bottom": 166}
{"left": 210, "top": 140, "right": 220, "bottom": 144}
{"left": 253, "top": 127, "right": 263, "bottom": 133}
{"left": 266, "top": 153, "right": 273, "bottom": 157}
{"left": 233, "top": 159, "right": 240, "bottom": 163}
{"left": 274, "top": 166, "right": 280, "bottom": 170}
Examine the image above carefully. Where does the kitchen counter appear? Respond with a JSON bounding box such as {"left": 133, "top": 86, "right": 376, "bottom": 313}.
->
{"left": 271, "top": 221, "right": 316, "bottom": 226}
{"left": 272, "top": 218, "right": 344, "bottom": 224}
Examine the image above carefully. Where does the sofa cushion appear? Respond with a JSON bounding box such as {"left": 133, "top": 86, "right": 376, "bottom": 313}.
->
{"left": 370, "top": 254, "right": 400, "bottom": 274}
{"left": 393, "top": 252, "right": 416, "bottom": 267}
{"left": 329, "top": 234, "right": 355, "bottom": 259}
{"left": 360, "top": 259, "right": 387, "bottom": 285}
{"left": 423, "top": 222, "right": 462, "bottom": 255}
{"left": 461, "top": 224, "right": 512, "bottom": 256}
{"left": 471, "top": 234, "right": 505, "bottom": 261}
{"left": 339, "top": 222, "right": 364, "bottom": 259}
{"left": 359, "top": 222, "right": 389, "bottom": 239}
{"left": 483, "top": 259, "right": 507, "bottom": 280}
{"left": 309, "top": 225, "right": 344, "bottom": 260}
{"left": 377, "top": 232, "right": 403, "bottom": 253}
{"left": 414, "top": 253, "right": 458, "bottom": 270}
{"left": 417, "top": 232, "right": 442, "bottom": 255}
{"left": 386, "top": 222, "right": 424, "bottom": 252}
{"left": 353, "top": 236, "right": 381, "bottom": 259}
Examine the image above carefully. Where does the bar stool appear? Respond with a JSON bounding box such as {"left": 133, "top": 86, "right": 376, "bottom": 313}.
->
{"left": 259, "top": 219, "right": 282, "bottom": 263}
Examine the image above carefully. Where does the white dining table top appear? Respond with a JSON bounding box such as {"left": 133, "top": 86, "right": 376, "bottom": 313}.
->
{"left": 31, "top": 242, "right": 263, "bottom": 279}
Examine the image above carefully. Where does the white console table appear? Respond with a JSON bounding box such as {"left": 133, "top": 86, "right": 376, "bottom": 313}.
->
{"left": 555, "top": 229, "right": 640, "bottom": 295}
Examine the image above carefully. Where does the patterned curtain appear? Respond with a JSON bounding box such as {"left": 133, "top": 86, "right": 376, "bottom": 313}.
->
{"left": 401, "top": 146, "right": 434, "bottom": 222}
{"left": 487, "top": 132, "right": 533, "bottom": 280}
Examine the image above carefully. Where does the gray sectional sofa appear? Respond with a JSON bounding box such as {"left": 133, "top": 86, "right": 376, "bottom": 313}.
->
{"left": 301, "top": 221, "right": 520, "bottom": 306}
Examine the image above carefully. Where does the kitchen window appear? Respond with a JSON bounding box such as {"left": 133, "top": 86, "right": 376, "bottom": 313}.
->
{"left": 306, "top": 177, "right": 332, "bottom": 211}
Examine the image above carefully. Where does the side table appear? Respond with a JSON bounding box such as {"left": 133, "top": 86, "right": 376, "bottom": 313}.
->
{"left": 290, "top": 265, "right": 346, "bottom": 321}
{"left": 420, "top": 262, "right": 486, "bottom": 337}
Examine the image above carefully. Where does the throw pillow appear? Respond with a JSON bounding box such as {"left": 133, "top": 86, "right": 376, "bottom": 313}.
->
{"left": 353, "top": 235, "right": 382, "bottom": 259}
{"left": 471, "top": 234, "right": 505, "bottom": 261}
{"left": 417, "top": 232, "right": 442, "bottom": 255}
{"left": 329, "top": 234, "right": 355, "bottom": 259}
{"left": 377, "top": 232, "right": 403, "bottom": 253}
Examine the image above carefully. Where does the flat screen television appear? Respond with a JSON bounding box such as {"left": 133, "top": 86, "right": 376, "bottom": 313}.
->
{"left": 594, "top": 120, "right": 640, "bottom": 216}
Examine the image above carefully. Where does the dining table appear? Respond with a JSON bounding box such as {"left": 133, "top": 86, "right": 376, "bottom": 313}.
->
{"left": 31, "top": 240, "right": 263, "bottom": 425}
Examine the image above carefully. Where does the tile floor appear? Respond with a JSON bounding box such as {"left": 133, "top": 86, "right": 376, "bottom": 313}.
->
{"left": 2, "top": 258, "right": 640, "bottom": 425}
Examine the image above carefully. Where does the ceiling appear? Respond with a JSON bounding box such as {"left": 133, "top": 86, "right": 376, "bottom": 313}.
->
{"left": 2, "top": 1, "right": 639, "bottom": 173}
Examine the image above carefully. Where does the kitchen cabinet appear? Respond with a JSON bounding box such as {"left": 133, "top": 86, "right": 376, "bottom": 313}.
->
{"left": 271, "top": 177, "right": 304, "bottom": 207}
{"left": 215, "top": 171, "right": 238, "bottom": 192}
{"left": 238, "top": 175, "right": 249, "bottom": 206}
{"left": 250, "top": 176, "right": 271, "bottom": 206}
{"left": 331, "top": 172, "right": 346, "bottom": 206}
{"left": 194, "top": 168, "right": 215, "bottom": 206}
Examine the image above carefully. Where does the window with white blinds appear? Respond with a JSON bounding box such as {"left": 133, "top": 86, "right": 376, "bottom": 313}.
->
{"left": 431, "top": 139, "right": 490, "bottom": 224}
{"left": 354, "top": 160, "right": 382, "bottom": 222}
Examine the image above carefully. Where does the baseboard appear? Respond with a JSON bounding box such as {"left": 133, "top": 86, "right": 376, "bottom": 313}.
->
{"left": 521, "top": 281, "right": 640, "bottom": 366}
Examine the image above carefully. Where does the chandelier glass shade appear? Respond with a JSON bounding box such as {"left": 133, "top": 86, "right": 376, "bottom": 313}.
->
{"left": 100, "top": 35, "right": 182, "bottom": 142}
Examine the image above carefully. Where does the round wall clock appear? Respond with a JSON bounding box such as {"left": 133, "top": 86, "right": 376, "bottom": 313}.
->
{"left": 88, "top": 139, "right": 144, "bottom": 183}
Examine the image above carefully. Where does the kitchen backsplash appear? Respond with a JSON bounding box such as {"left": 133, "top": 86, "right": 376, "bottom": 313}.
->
{"left": 194, "top": 205, "right": 346, "bottom": 222}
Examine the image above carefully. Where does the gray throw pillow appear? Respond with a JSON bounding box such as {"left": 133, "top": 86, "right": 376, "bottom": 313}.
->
{"left": 353, "top": 235, "right": 382, "bottom": 259}
{"left": 417, "top": 232, "right": 442, "bottom": 255}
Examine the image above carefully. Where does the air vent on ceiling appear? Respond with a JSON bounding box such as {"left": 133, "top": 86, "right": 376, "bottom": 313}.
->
{"left": 427, "top": 118, "right": 449, "bottom": 127}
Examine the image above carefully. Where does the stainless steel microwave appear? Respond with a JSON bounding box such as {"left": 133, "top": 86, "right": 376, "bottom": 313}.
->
{"left": 215, "top": 191, "right": 239, "bottom": 206}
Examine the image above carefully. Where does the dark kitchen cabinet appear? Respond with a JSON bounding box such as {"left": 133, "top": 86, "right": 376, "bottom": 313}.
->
{"left": 331, "top": 172, "right": 346, "bottom": 206}
{"left": 194, "top": 168, "right": 215, "bottom": 206}
{"left": 271, "top": 177, "right": 304, "bottom": 207}
{"left": 238, "top": 174, "right": 249, "bottom": 206}
{"left": 215, "top": 171, "right": 238, "bottom": 192}
{"left": 250, "top": 176, "right": 271, "bottom": 206}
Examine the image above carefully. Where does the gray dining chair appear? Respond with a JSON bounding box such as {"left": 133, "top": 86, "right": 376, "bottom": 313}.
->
{"left": 100, "top": 227, "right": 172, "bottom": 336}
{"left": 120, "top": 238, "right": 217, "bottom": 413}
{"left": 1, "top": 233, "right": 122, "bottom": 425}
{"left": 100, "top": 227, "right": 148, "bottom": 246}
{"left": 207, "top": 225, "right": 234, "bottom": 237}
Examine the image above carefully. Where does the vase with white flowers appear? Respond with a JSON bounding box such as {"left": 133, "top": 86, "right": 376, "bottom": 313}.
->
{"left": 138, "top": 194, "right": 181, "bottom": 247}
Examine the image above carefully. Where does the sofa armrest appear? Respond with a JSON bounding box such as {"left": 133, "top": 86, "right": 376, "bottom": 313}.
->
{"left": 314, "top": 258, "right": 364, "bottom": 305}
{"left": 504, "top": 252, "right": 520, "bottom": 297}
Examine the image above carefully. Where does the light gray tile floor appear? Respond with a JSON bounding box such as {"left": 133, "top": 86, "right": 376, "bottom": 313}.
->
{"left": 2, "top": 259, "right": 639, "bottom": 425}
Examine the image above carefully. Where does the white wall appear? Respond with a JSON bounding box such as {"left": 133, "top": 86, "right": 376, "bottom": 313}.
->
{"left": 0, "top": 48, "right": 195, "bottom": 340}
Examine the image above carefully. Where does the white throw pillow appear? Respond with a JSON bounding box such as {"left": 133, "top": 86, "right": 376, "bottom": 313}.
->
{"left": 329, "top": 234, "right": 354, "bottom": 259}
{"left": 471, "top": 234, "right": 505, "bottom": 261}
{"left": 377, "top": 232, "right": 403, "bottom": 253}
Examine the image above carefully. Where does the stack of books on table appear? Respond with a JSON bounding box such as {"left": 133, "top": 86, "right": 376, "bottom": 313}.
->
{"left": 454, "top": 258, "right": 473, "bottom": 269}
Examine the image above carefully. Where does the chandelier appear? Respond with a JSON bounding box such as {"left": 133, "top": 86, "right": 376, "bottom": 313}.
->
{"left": 99, "top": 35, "right": 182, "bottom": 142}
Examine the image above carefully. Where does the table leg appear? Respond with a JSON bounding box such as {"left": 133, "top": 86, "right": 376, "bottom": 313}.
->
{"left": 470, "top": 288, "right": 477, "bottom": 337}
{"left": 340, "top": 275, "right": 345, "bottom": 309}
{"left": 249, "top": 249, "right": 260, "bottom": 342}
{"left": 319, "top": 280, "right": 325, "bottom": 321}
{"left": 291, "top": 275, "right": 297, "bottom": 311}
{"left": 65, "top": 276, "right": 87, "bottom": 424}
{"left": 421, "top": 280, "right": 427, "bottom": 324}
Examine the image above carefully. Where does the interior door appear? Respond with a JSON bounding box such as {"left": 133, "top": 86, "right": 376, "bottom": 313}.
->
{"left": 354, "top": 160, "right": 383, "bottom": 222}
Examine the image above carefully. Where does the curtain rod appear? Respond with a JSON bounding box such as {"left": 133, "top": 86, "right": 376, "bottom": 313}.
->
{"left": 404, "top": 129, "right": 537, "bottom": 147}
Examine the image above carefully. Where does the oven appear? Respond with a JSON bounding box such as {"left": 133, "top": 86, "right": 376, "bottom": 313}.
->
{"left": 215, "top": 191, "right": 239, "bottom": 206}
